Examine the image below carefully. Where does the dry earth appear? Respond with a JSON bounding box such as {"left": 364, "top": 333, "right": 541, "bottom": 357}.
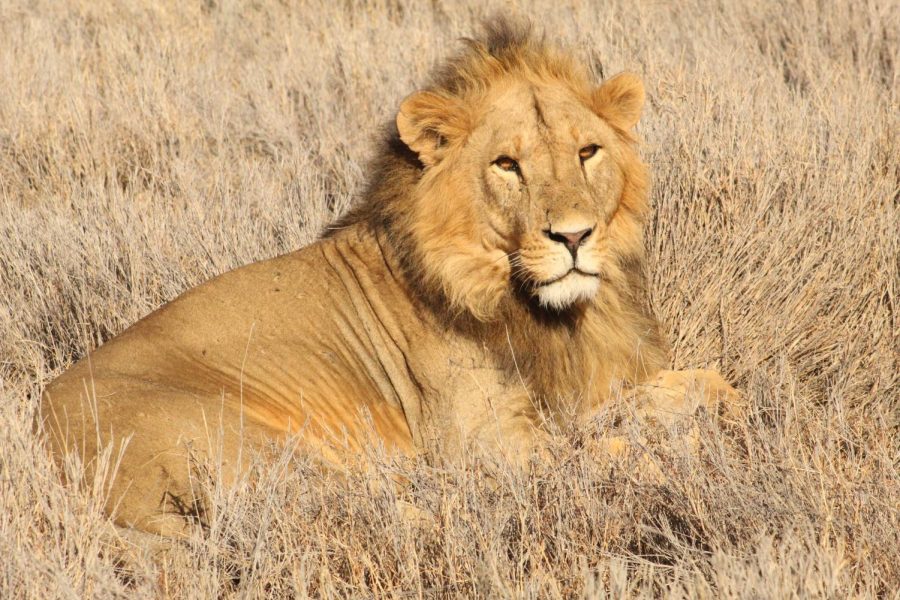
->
{"left": 0, "top": 0, "right": 897, "bottom": 597}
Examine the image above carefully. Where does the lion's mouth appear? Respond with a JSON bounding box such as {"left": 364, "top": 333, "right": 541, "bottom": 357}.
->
{"left": 532, "top": 269, "right": 602, "bottom": 310}
{"left": 535, "top": 268, "right": 600, "bottom": 288}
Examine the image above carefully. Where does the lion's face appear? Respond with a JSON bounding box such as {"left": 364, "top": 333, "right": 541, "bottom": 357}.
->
{"left": 472, "top": 79, "right": 632, "bottom": 310}
{"left": 397, "top": 70, "right": 648, "bottom": 319}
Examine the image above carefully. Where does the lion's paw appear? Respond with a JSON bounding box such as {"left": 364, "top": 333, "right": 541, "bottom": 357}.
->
{"left": 632, "top": 368, "right": 741, "bottom": 429}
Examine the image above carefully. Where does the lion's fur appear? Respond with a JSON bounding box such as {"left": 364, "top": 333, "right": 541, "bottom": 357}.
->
{"left": 39, "top": 19, "right": 728, "bottom": 536}
{"left": 339, "top": 19, "right": 667, "bottom": 413}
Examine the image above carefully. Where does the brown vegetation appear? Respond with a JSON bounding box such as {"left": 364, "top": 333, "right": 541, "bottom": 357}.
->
{"left": 1, "top": 0, "right": 897, "bottom": 597}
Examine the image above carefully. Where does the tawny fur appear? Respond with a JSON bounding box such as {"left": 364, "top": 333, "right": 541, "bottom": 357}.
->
{"left": 40, "top": 18, "right": 736, "bottom": 536}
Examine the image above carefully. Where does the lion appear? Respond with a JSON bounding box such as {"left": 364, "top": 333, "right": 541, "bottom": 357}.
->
{"left": 40, "top": 19, "right": 738, "bottom": 536}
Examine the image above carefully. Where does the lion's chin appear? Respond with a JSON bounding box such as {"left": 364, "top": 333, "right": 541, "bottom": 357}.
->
{"left": 534, "top": 272, "right": 600, "bottom": 311}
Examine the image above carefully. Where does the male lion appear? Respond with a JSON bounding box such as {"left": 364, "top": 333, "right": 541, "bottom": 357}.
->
{"left": 40, "top": 20, "right": 738, "bottom": 536}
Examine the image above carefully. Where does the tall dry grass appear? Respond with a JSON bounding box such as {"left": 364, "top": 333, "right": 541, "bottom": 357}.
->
{"left": 1, "top": 0, "right": 897, "bottom": 597}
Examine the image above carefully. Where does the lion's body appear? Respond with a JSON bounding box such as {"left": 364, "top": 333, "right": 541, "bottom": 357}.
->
{"left": 41, "top": 226, "right": 506, "bottom": 533}
{"left": 41, "top": 20, "right": 736, "bottom": 536}
{"left": 40, "top": 221, "right": 656, "bottom": 534}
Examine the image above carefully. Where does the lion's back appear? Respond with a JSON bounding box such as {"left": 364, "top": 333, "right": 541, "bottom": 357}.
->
{"left": 39, "top": 227, "right": 418, "bottom": 493}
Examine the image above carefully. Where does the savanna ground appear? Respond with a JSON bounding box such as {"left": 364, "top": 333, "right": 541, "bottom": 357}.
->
{"left": 1, "top": 0, "right": 897, "bottom": 597}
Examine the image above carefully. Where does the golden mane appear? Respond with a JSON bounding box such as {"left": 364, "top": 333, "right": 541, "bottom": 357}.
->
{"left": 336, "top": 18, "right": 668, "bottom": 414}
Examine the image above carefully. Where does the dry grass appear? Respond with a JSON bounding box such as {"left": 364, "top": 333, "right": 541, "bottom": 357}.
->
{"left": 1, "top": 0, "right": 898, "bottom": 597}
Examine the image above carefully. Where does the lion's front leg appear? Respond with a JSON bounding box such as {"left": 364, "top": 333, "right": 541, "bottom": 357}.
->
{"left": 592, "top": 369, "right": 741, "bottom": 467}
{"left": 631, "top": 368, "right": 741, "bottom": 428}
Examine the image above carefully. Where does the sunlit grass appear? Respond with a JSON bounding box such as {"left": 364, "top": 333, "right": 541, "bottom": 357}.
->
{"left": 1, "top": 0, "right": 897, "bottom": 596}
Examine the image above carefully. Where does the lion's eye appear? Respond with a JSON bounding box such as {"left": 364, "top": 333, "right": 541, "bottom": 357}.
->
{"left": 493, "top": 156, "right": 520, "bottom": 173}
{"left": 579, "top": 144, "right": 601, "bottom": 161}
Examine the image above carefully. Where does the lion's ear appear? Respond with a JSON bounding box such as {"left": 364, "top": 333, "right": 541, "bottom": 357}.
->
{"left": 397, "top": 91, "right": 468, "bottom": 166}
{"left": 592, "top": 72, "right": 645, "bottom": 131}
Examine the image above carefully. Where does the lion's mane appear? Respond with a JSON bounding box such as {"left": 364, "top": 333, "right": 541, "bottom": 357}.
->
{"left": 334, "top": 19, "right": 668, "bottom": 415}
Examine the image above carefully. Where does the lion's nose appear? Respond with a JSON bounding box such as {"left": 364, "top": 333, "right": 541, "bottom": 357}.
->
{"left": 546, "top": 227, "right": 593, "bottom": 256}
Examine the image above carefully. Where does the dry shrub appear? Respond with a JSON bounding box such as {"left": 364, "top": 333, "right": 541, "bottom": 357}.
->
{"left": 1, "top": 0, "right": 897, "bottom": 597}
